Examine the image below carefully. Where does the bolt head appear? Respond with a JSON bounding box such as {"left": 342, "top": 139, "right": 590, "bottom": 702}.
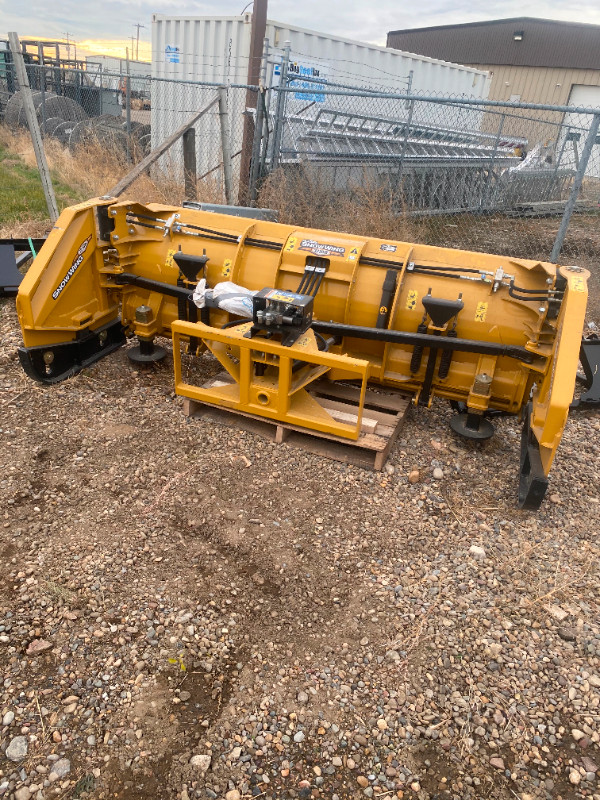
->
{"left": 135, "top": 305, "right": 153, "bottom": 324}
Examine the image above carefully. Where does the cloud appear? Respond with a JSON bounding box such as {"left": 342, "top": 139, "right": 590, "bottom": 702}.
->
{"left": 4, "top": 0, "right": 600, "bottom": 55}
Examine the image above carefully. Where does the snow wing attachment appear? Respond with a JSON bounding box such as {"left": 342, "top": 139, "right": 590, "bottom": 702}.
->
{"left": 15, "top": 198, "right": 592, "bottom": 509}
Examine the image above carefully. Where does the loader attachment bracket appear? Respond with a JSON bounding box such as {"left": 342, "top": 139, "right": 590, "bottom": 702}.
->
{"left": 18, "top": 319, "right": 126, "bottom": 384}
{"left": 172, "top": 319, "right": 370, "bottom": 440}
{"left": 0, "top": 238, "right": 44, "bottom": 297}
{"left": 571, "top": 335, "right": 600, "bottom": 410}
{"left": 518, "top": 403, "right": 549, "bottom": 510}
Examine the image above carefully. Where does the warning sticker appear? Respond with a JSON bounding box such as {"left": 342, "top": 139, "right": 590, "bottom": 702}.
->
{"left": 222, "top": 258, "right": 232, "bottom": 277}
{"left": 165, "top": 248, "right": 176, "bottom": 269}
{"left": 347, "top": 246, "right": 359, "bottom": 262}
{"left": 265, "top": 289, "right": 297, "bottom": 302}
{"left": 475, "top": 301, "right": 488, "bottom": 322}
{"left": 380, "top": 243, "right": 397, "bottom": 253}
{"left": 570, "top": 276, "right": 586, "bottom": 293}
{"left": 406, "top": 290, "right": 418, "bottom": 310}
{"left": 298, "top": 239, "right": 346, "bottom": 258}
{"left": 285, "top": 236, "right": 297, "bottom": 252}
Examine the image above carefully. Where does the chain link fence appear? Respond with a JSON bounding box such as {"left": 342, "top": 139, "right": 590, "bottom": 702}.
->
{"left": 256, "top": 70, "right": 600, "bottom": 261}
{"left": 1, "top": 53, "right": 600, "bottom": 315}
{"left": 1, "top": 63, "right": 247, "bottom": 202}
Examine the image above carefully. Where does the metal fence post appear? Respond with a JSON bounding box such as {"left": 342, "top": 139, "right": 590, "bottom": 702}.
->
{"left": 249, "top": 36, "right": 270, "bottom": 206}
{"left": 183, "top": 128, "right": 197, "bottom": 201}
{"left": 550, "top": 112, "right": 600, "bottom": 263}
{"left": 40, "top": 66, "right": 46, "bottom": 135}
{"left": 125, "top": 50, "right": 132, "bottom": 163}
{"left": 270, "top": 41, "right": 291, "bottom": 171}
{"left": 8, "top": 32, "right": 58, "bottom": 222}
{"left": 36, "top": 44, "right": 46, "bottom": 136}
{"left": 218, "top": 86, "right": 234, "bottom": 205}
{"left": 481, "top": 112, "right": 505, "bottom": 210}
{"left": 397, "top": 95, "right": 415, "bottom": 190}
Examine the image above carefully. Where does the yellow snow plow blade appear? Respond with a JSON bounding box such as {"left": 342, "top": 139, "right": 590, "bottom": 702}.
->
{"left": 16, "top": 198, "right": 591, "bottom": 509}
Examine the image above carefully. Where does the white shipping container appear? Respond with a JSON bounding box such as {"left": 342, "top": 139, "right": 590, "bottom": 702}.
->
{"left": 85, "top": 55, "right": 151, "bottom": 93}
{"left": 151, "top": 14, "right": 491, "bottom": 193}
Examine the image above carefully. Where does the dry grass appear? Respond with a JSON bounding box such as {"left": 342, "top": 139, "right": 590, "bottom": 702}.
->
{"left": 0, "top": 123, "right": 226, "bottom": 230}
{"left": 258, "top": 165, "right": 427, "bottom": 242}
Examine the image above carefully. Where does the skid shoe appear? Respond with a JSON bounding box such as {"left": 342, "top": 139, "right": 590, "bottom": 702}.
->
{"left": 450, "top": 411, "right": 495, "bottom": 440}
{"left": 127, "top": 337, "right": 167, "bottom": 364}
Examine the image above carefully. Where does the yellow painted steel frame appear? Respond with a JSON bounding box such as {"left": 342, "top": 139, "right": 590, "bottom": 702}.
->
{"left": 14, "top": 198, "right": 592, "bottom": 503}
{"left": 530, "top": 267, "right": 590, "bottom": 475}
{"left": 172, "top": 320, "right": 370, "bottom": 439}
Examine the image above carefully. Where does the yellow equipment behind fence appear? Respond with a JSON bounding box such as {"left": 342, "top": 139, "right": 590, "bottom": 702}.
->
{"left": 15, "top": 198, "right": 594, "bottom": 508}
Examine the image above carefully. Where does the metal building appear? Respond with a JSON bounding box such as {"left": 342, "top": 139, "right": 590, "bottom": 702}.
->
{"left": 386, "top": 17, "right": 600, "bottom": 109}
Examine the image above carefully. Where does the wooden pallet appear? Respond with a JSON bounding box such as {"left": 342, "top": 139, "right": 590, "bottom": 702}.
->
{"left": 182, "top": 375, "right": 411, "bottom": 470}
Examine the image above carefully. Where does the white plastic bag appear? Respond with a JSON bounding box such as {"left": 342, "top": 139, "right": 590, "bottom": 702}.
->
{"left": 192, "top": 278, "right": 208, "bottom": 308}
{"left": 193, "top": 278, "right": 256, "bottom": 318}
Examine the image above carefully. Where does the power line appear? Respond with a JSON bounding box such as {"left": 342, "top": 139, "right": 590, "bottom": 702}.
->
{"left": 63, "top": 31, "right": 74, "bottom": 61}
{"left": 133, "top": 23, "right": 146, "bottom": 61}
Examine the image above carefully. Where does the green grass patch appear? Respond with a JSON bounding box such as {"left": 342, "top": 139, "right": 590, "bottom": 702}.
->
{"left": 0, "top": 143, "right": 84, "bottom": 225}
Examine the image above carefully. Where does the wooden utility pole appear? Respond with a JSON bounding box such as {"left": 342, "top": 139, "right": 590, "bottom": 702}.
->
{"left": 134, "top": 23, "right": 146, "bottom": 61}
{"left": 218, "top": 87, "right": 234, "bottom": 205}
{"left": 238, "top": 0, "right": 268, "bottom": 203}
{"left": 8, "top": 32, "right": 59, "bottom": 222}
{"left": 182, "top": 128, "right": 197, "bottom": 200}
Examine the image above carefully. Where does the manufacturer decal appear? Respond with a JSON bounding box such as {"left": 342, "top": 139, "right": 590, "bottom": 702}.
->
{"left": 380, "top": 243, "right": 397, "bottom": 253}
{"left": 475, "top": 301, "right": 488, "bottom": 322}
{"left": 52, "top": 236, "right": 92, "bottom": 300}
{"left": 406, "top": 290, "right": 418, "bottom": 310}
{"left": 222, "top": 258, "right": 233, "bottom": 277}
{"left": 165, "top": 248, "right": 176, "bottom": 269}
{"left": 298, "top": 239, "right": 346, "bottom": 258}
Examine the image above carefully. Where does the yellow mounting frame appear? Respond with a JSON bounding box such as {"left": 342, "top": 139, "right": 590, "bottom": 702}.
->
{"left": 172, "top": 320, "right": 371, "bottom": 440}
{"left": 530, "top": 266, "right": 590, "bottom": 475}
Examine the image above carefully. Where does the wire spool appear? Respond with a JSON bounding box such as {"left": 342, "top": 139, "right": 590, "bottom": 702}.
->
{"left": 67, "top": 119, "right": 93, "bottom": 151}
{"left": 43, "top": 116, "right": 65, "bottom": 136}
{"left": 52, "top": 120, "right": 79, "bottom": 145}
{"left": 3, "top": 90, "right": 27, "bottom": 127}
{"left": 138, "top": 133, "right": 151, "bottom": 155}
{"left": 92, "top": 118, "right": 129, "bottom": 155}
{"left": 41, "top": 95, "right": 87, "bottom": 124}
{"left": 4, "top": 90, "right": 87, "bottom": 129}
{"left": 67, "top": 116, "right": 118, "bottom": 151}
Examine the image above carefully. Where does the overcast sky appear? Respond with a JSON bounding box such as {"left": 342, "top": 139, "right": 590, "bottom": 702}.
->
{"left": 4, "top": 0, "right": 600, "bottom": 56}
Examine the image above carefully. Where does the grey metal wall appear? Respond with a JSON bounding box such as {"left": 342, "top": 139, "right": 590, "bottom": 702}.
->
{"left": 387, "top": 18, "right": 600, "bottom": 70}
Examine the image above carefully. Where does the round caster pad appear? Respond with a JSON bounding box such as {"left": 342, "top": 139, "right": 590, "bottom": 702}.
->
{"left": 127, "top": 344, "right": 168, "bottom": 364}
{"left": 450, "top": 412, "right": 495, "bottom": 440}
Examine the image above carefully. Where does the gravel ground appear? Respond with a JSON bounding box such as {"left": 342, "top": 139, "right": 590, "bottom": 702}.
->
{"left": 1, "top": 287, "right": 600, "bottom": 800}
